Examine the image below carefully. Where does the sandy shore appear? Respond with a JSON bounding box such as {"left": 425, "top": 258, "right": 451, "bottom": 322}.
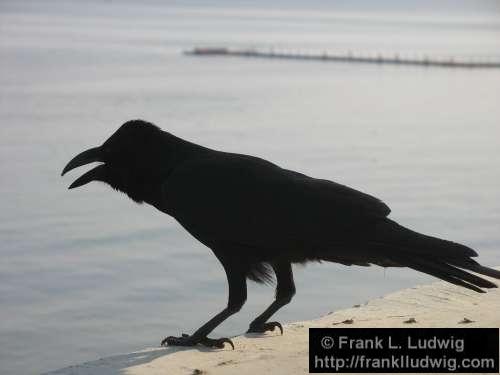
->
{"left": 46, "top": 273, "right": 500, "bottom": 375}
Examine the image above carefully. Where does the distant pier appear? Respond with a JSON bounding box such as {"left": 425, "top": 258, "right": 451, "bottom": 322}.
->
{"left": 185, "top": 47, "right": 500, "bottom": 69}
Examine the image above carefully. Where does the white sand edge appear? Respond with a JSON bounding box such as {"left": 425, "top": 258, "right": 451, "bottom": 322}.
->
{"left": 45, "top": 271, "right": 500, "bottom": 375}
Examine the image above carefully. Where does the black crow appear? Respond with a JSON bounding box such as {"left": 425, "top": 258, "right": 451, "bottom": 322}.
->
{"left": 62, "top": 120, "right": 500, "bottom": 349}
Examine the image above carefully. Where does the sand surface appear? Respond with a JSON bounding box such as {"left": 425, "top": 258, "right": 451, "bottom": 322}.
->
{"left": 46, "top": 274, "right": 500, "bottom": 375}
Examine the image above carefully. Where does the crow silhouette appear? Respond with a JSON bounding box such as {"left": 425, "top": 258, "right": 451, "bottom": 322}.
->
{"left": 62, "top": 120, "right": 500, "bottom": 349}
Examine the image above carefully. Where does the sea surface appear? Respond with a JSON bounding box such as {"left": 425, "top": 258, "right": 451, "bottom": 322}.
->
{"left": 1, "top": 1, "right": 499, "bottom": 374}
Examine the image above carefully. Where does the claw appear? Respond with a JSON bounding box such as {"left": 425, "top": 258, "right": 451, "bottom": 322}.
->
{"left": 161, "top": 335, "right": 194, "bottom": 347}
{"left": 220, "top": 338, "right": 235, "bottom": 350}
{"left": 160, "top": 334, "right": 234, "bottom": 349}
{"left": 200, "top": 337, "right": 235, "bottom": 350}
{"left": 223, "top": 338, "right": 235, "bottom": 350}
{"left": 160, "top": 336, "right": 173, "bottom": 346}
{"left": 247, "top": 321, "right": 284, "bottom": 335}
{"left": 272, "top": 322, "right": 283, "bottom": 335}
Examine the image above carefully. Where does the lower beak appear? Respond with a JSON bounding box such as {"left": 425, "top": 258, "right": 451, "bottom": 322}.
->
{"left": 68, "top": 164, "right": 108, "bottom": 189}
{"left": 61, "top": 146, "right": 106, "bottom": 189}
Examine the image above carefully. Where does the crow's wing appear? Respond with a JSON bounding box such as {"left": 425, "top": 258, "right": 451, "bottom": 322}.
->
{"left": 162, "top": 152, "right": 500, "bottom": 291}
{"left": 162, "top": 152, "right": 389, "bottom": 250}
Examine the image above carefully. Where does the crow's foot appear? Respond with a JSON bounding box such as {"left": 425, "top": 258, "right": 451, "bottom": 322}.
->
{"left": 247, "top": 321, "right": 283, "bottom": 335}
{"left": 161, "top": 333, "right": 234, "bottom": 349}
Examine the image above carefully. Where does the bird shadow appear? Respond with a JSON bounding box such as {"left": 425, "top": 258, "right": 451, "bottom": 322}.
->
{"left": 44, "top": 331, "right": 283, "bottom": 374}
{"left": 43, "top": 344, "right": 233, "bottom": 375}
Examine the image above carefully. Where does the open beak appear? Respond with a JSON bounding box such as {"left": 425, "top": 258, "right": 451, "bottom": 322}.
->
{"left": 61, "top": 146, "right": 107, "bottom": 189}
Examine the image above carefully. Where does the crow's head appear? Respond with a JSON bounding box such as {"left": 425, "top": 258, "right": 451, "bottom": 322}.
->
{"left": 61, "top": 119, "right": 167, "bottom": 202}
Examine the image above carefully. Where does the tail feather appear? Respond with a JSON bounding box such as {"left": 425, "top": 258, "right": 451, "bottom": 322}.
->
{"left": 374, "top": 219, "right": 478, "bottom": 258}
{"left": 390, "top": 254, "right": 497, "bottom": 292}
{"left": 400, "top": 258, "right": 486, "bottom": 293}
{"left": 435, "top": 261, "right": 497, "bottom": 289}
{"left": 369, "top": 219, "right": 499, "bottom": 292}
{"left": 451, "top": 260, "right": 500, "bottom": 280}
{"left": 319, "top": 219, "right": 498, "bottom": 293}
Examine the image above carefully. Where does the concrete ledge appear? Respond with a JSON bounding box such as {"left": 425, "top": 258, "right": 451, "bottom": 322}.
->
{"left": 46, "top": 270, "right": 500, "bottom": 375}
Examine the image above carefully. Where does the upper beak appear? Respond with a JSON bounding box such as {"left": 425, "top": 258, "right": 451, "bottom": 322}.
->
{"left": 61, "top": 146, "right": 106, "bottom": 189}
{"left": 61, "top": 146, "right": 103, "bottom": 176}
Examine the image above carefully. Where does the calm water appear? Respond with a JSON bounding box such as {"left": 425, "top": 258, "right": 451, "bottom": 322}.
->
{"left": 1, "top": 1, "right": 499, "bottom": 374}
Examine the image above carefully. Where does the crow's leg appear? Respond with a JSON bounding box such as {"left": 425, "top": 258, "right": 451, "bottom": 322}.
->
{"left": 247, "top": 261, "right": 295, "bottom": 335}
{"left": 161, "top": 259, "right": 246, "bottom": 350}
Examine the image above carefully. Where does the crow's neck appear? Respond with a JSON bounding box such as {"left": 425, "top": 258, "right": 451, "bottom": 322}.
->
{"left": 121, "top": 132, "right": 210, "bottom": 206}
{"left": 161, "top": 131, "right": 210, "bottom": 173}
